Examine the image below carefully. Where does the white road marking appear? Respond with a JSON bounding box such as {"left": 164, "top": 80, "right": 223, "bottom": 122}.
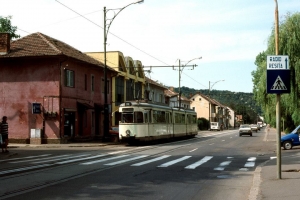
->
{"left": 104, "top": 155, "right": 149, "bottom": 166}
{"left": 11, "top": 154, "right": 73, "bottom": 163}
{"left": 56, "top": 155, "right": 106, "bottom": 164}
{"left": 0, "top": 154, "right": 52, "bottom": 162}
{"left": 185, "top": 156, "right": 213, "bottom": 169}
{"left": 80, "top": 155, "right": 129, "bottom": 165}
{"left": 247, "top": 157, "right": 257, "bottom": 161}
{"left": 214, "top": 161, "right": 232, "bottom": 171}
{"left": 32, "top": 154, "right": 91, "bottom": 164}
{"left": 245, "top": 161, "right": 255, "bottom": 168}
{"left": 131, "top": 155, "right": 171, "bottom": 166}
{"left": 189, "top": 148, "right": 198, "bottom": 152}
{"left": 157, "top": 156, "right": 191, "bottom": 168}
{"left": 0, "top": 164, "right": 53, "bottom": 175}
{"left": 270, "top": 156, "right": 277, "bottom": 159}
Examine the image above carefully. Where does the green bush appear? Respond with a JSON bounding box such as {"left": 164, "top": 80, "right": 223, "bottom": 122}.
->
{"left": 198, "top": 118, "right": 209, "bottom": 130}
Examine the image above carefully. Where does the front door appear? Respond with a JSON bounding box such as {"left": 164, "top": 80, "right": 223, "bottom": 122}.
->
{"left": 64, "top": 112, "right": 75, "bottom": 137}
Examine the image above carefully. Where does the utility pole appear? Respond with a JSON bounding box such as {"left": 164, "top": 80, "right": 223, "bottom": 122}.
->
{"left": 274, "top": 0, "right": 281, "bottom": 180}
{"left": 144, "top": 56, "right": 201, "bottom": 109}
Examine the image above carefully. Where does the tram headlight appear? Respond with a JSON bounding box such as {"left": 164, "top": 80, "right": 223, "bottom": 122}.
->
{"left": 126, "top": 130, "right": 131, "bottom": 136}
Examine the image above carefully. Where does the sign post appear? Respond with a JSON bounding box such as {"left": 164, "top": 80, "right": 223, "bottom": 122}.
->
{"left": 267, "top": 55, "right": 290, "bottom": 179}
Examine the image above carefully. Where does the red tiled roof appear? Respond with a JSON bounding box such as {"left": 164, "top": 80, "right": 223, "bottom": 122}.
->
{"left": 164, "top": 88, "right": 191, "bottom": 102}
{"left": 0, "top": 32, "right": 109, "bottom": 69}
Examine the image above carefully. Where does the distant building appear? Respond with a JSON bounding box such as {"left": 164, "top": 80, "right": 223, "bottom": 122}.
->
{"left": 165, "top": 87, "right": 191, "bottom": 109}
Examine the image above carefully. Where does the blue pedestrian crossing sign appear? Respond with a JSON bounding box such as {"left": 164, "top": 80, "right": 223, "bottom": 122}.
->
{"left": 267, "top": 55, "right": 290, "bottom": 94}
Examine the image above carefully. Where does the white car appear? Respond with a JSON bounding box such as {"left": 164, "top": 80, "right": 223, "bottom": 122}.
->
{"left": 239, "top": 124, "right": 252, "bottom": 137}
{"left": 250, "top": 124, "right": 258, "bottom": 132}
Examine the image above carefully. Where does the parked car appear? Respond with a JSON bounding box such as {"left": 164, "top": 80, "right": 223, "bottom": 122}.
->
{"left": 250, "top": 124, "right": 258, "bottom": 132}
{"left": 210, "top": 122, "right": 220, "bottom": 131}
{"left": 109, "top": 126, "right": 119, "bottom": 142}
{"left": 239, "top": 124, "right": 252, "bottom": 137}
{"left": 281, "top": 125, "right": 300, "bottom": 150}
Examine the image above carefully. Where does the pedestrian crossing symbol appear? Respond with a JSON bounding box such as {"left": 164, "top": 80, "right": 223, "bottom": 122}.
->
{"left": 271, "top": 76, "right": 287, "bottom": 90}
{"left": 266, "top": 68, "right": 290, "bottom": 94}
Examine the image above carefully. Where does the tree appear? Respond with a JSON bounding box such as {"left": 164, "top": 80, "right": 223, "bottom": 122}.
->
{"left": 0, "top": 16, "right": 20, "bottom": 39}
{"left": 252, "top": 12, "right": 300, "bottom": 132}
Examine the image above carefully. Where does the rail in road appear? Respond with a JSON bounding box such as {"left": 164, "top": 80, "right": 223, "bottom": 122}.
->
{"left": 0, "top": 129, "right": 270, "bottom": 199}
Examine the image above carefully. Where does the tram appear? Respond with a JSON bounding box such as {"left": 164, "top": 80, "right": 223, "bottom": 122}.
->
{"left": 118, "top": 101, "right": 198, "bottom": 143}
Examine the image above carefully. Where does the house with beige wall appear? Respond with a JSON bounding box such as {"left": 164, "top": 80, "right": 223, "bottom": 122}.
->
{"left": 86, "top": 51, "right": 167, "bottom": 126}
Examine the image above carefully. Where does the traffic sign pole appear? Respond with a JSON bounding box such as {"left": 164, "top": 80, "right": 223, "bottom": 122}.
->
{"left": 274, "top": 0, "right": 281, "bottom": 180}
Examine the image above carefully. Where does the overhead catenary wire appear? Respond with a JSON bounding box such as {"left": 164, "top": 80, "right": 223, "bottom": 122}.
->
{"left": 53, "top": 0, "right": 207, "bottom": 90}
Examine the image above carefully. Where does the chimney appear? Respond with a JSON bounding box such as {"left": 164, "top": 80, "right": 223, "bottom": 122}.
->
{"left": 0, "top": 33, "right": 10, "bottom": 55}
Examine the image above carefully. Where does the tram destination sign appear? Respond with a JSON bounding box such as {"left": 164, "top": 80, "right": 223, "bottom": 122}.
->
{"left": 267, "top": 55, "right": 290, "bottom": 94}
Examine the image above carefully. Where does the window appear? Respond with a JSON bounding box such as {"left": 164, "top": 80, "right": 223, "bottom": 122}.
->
{"left": 126, "top": 79, "right": 134, "bottom": 100}
{"left": 65, "top": 69, "right": 74, "bottom": 87}
{"left": 134, "top": 112, "right": 143, "bottom": 123}
{"left": 153, "top": 110, "right": 166, "bottom": 123}
{"left": 115, "top": 76, "right": 124, "bottom": 106}
{"left": 159, "top": 94, "right": 163, "bottom": 103}
{"left": 175, "top": 113, "right": 185, "bottom": 124}
{"left": 91, "top": 75, "right": 95, "bottom": 92}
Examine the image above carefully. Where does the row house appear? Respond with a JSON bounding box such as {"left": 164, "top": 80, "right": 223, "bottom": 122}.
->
{"left": 190, "top": 92, "right": 235, "bottom": 129}
{"left": 86, "top": 51, "right": 167, "bottom": 127}
{"left": 165, "top": 87, "right": 191, "bottom": 109}
{"left": 0, "top": 32, "right": 116, "bottom": 144}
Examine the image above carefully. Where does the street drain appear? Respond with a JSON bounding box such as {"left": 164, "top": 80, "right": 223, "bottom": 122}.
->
{"left": 282, "top": 169, "right": 300, "bottom": 172}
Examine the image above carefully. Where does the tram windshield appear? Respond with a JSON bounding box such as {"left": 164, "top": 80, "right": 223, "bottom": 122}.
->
{"left": 121, "top": 111, "right": 143, "bottom": 123}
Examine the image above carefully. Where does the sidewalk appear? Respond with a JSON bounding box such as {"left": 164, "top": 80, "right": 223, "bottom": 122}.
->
{"left": 254, "top": 127, "right": 300, "bottom": 200}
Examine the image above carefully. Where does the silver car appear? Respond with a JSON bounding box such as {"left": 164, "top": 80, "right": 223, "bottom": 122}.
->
{"left": 239, "top": 124, "right": 252, "bottom": 137}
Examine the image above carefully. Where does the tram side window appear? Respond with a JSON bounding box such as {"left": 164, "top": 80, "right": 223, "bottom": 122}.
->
{"left": 121, "top": 113, "right": 133, "bottom": 123}
{"left": 144, "top": 112, "right": 148, "bottom": 123}
{"left": 175, "top": 113, "right": 184, "bottom": 124}
{"left": 192, "top": 115, "right": 197, "bottom": 123}
{"left": 134, "top": 112, "right": 143, "bottom": 123}
{"left": 181, "top": 114, "right": 185, "bottom": 124}
{"left": 187, "top": 114, "right": 195, "bottom": 124}
{"left": 153, "top": 110, "right": 166, "bottom": 123}
{"left": 187, "top": 115, "right": 191, "bottom": 124}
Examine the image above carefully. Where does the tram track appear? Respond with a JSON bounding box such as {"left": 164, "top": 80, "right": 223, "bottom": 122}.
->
{"left": 0, "top": 131, "right": 236, "bottom": 199}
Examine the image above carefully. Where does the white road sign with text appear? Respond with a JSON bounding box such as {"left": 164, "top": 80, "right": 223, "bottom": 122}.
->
{"left": 267, "top": 56, "right": 289, "bottom": 70}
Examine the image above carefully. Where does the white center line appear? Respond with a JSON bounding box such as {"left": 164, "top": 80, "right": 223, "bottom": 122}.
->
{"left": 189, "top": 148, "right": 198, "bottom": 152}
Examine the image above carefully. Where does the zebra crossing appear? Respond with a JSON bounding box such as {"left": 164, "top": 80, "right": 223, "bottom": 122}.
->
{"left": 0, "top": 153, "right": 266, "bottom": 176}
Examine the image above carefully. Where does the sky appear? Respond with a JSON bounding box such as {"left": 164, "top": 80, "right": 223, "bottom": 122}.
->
{"left": 1, "top": 0, "right": 300, "bottom": 93}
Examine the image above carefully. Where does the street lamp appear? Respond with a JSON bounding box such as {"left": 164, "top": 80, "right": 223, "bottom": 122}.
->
{"left": 208, "top": 80, "right": 224, "bottom": 129}
{"left": 177, "top": 57, "right": 202, "bottom": 109}
{"left": 103, "top": 0, "right": 144, "bottom": 140}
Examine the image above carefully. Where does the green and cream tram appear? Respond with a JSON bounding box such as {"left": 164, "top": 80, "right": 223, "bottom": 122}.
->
{"left": 118, "top": 101, "right": 198, "bottom": 143}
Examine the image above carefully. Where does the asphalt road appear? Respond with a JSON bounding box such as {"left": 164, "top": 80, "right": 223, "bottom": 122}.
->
{"left": 0, "top": 129, "right": 276, "bottom": 200}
